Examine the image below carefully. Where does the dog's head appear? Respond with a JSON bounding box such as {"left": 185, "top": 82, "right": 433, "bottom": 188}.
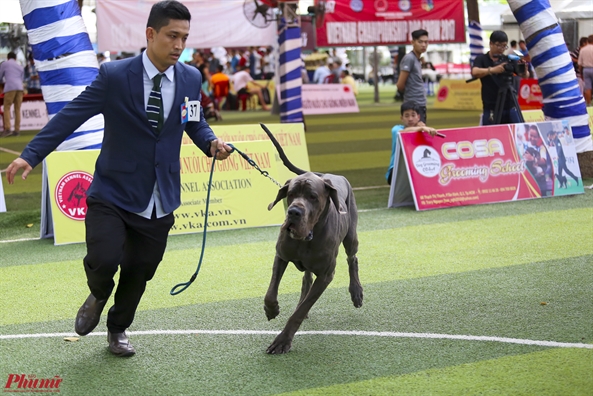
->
{"left": 268, "top": 172, "right": 340, "bottom": 241}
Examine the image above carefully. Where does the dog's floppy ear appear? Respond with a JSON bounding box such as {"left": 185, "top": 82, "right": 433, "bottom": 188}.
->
{"left": 323, "top": 179, "right": 342, "bottom": 213}
{"left": 268, "top": 180, "right": 290, "bottom": 210}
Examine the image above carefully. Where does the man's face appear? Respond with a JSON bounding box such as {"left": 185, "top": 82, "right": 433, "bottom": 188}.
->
{"left": 412, "top": 35, "right": 428, "bottom": 55}
{"left": 146, "top": 19, "right": 190, "bottom": 72}
{"left": 401, "top": 109, "right": 420, "bottom": 127}
{"left": 490, "top": 41, "right": 508, "bottom": 57}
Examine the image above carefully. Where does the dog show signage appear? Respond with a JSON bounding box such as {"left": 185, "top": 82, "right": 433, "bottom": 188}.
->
{"left": 300, "top": 84, "right": 359, "bottom": 115}
{"left": 41, "top": 124, "right": 310, "bottom": 244}
{"left": 388, "top": 121, "right": 584, "bottom": 210}
{"left": 0, "top": 101, "right": 49, "bottom": 131}
{"left": 433, "top": 79, "right": 481, "bottom": 111}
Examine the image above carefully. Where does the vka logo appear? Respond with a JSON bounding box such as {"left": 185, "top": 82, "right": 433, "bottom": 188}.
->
{"left": 54, "top": 171, "right": 93, "bottom": 221}
{"left": 4, "top": 374, "right": 63, "bottom": 393}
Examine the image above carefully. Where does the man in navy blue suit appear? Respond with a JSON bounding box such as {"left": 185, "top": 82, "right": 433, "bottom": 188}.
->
{"left": 6, "top": 0, "right": 232, "bottom": 357}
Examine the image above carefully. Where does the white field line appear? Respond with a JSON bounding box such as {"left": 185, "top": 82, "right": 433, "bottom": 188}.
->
{"left": 0, "top": 237, "right": 39, "bottom": 244}
{"left": 1, "top": 329, "right": 591, "bottom": 349}
{"left": 0, "top": 146, "right": 21, "bottom": 156}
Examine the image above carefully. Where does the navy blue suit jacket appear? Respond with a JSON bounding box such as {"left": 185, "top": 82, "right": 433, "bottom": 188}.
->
{"left": 21, "top": 55, "right": 217, "bottom": 214}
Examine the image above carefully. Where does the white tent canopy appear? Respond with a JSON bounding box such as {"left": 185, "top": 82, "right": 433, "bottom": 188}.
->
{"left": 501, "top": 0, "right": 593, "bottom": 23}
{"left": 1, "top": 0, "right": 25, "bottom": 24}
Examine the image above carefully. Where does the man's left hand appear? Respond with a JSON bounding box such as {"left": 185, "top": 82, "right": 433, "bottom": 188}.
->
{"left": 210, "top": 139, "right": 233, "bottom": 160}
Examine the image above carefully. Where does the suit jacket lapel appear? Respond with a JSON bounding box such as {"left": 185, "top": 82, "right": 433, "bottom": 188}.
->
{"left": 128, "top": 55, "right": 153, "bottom": 131}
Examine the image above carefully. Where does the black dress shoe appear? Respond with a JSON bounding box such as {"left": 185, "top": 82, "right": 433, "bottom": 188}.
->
{"left": 74, "top": 294, "right": 108, "bottom": 336}
{"left": 107, "top": 331, "right": 136, "bottom": 357}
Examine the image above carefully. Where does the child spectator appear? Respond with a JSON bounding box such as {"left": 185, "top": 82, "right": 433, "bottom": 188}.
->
{"left": 386, "top": 101, "right": 438, "bottom": 184}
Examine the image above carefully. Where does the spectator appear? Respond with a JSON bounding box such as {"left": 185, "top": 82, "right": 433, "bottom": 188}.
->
{"left": 231, "top": 64, "right": 270, "bottom": 111}
{"left": 507, "top": 40, "right": 518, "bottom": 55}
{"left": 341, "top": 69, "right": 358, "bottom": 96}
{"left": 570, "top": 37, "right": 588, "bottom": 77}
{"left": 313, "top": 60, "right": 331, "bottom": 84}
{"left": 229, "top": 49, "right": 240, "bottom": 73}
{"left": 0, "top": 51, "right": 25, "bottom": 137}
{"left": 189, "top": 50, "right": 204, "bottom": 68}
{"left": 396, "top": 29, "right": 429, "bottom": 122}
{"left": 207, "top": 51, "right": 220, "bottom": 74}
{"left": 471, "top": 30, "right": 528, "bottom": 125}
{"left": 198, "top": 62, "right": 212, "bottom": 95}
{"left": 386, "top": 101, "right": 438, "bottom": 184}
{"left": 25, "top": 54, "right": 41, "bottom": 94}
{"left": 262, "top": 47, "right": 275, "bottom": 80}
{"left": 578, "top": 34, "right": 593, "bottom": 106}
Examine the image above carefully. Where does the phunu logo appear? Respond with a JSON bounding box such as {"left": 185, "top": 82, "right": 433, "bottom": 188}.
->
{"left": 4, "top": 374, "right": 63, "bottom": 392}
{"left": 441, "top": 139, "right": 505, "bottom": 160}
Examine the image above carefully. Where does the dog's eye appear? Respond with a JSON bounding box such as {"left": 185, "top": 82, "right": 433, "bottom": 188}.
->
{"left": 309, "top": 194, "right": 317, "bottom": 201}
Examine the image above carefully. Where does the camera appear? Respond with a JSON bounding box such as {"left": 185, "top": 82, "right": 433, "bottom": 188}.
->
{"left": 493, "top": 53, "right": 526, "bottom": 76}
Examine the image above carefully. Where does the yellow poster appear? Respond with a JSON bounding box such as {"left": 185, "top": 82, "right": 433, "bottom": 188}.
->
{"left": 45, "top": 140, "right": 287, "bottom": 245}
{"left": 523, "top": 107, "right": 593, "bottom": 130}
{"left": 433, "top": 79, "right": 482, "bottom": 110}
{"left": 172, "top": 140, "right": 285, "bottom": 235}
{"left": 183, "top": 123, "right": 310, "bottom": 185}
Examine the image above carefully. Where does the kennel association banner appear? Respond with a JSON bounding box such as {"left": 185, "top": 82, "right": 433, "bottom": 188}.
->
{"left": 388, "top": 121, "right": 584, "bottom": 210}
{"left": 45, "top": 141, "right": 288, "bottom": 245}
{"left": 315, "top": 0, "right": 465, "bottom": 47}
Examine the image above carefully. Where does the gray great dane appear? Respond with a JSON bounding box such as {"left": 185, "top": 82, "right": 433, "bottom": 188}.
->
{"left": 260, "top": 124, "right": 363, "bottom": 354}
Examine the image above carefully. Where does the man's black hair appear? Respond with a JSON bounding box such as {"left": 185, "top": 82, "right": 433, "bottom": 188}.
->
{"left": 411, "top": 30, "right": 428, "bottom": 40}
{"left": 490, "top": 30, "right": 508, "bottom": 44}
{"left": 7, "top": 52, "right": 16, "bottom": 60}
{"left": 510, "top": 40, "right": 517, "bottom": 47}
{"left": 400, "top": 101, "right": 419, "bottom": 115}
{"left": 147, "top": 0, "right": 191, "bottom": 32}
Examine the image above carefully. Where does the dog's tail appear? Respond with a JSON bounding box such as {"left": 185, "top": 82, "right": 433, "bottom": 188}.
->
{"left": 260, "top": 123, "right": 306, "bottom": 175}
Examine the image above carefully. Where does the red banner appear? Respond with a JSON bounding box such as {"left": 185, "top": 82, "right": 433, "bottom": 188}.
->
{"left": 518, "top": 78, "right": 543, "bottom": 110}
{"left": 315, "top": 0, "right": 465, "bottom": 47}
{"left": 389, "top": 121, "right": 584, "bottom": 210}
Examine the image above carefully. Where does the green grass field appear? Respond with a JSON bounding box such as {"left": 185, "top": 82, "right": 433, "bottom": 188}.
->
{"left": 1, "top": 86, "right": 592, "bottom": 395}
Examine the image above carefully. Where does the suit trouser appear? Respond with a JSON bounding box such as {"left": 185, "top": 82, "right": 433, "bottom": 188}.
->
{"left": 3, "top": 90, "right": 23, "bottom": 132}
{"left": 83, "top": 196, "right": 174, "bottom": 333}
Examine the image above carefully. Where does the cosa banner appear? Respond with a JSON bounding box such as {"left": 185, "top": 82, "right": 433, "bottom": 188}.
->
{"left": 389, "top": 121, "right": 584, "bottom": 210}
{"left": 315, "top": 0, "right": 465, "bottom": 47}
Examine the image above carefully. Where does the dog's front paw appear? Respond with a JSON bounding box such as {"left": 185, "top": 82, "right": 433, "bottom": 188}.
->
{"left": 264, "top": 302, "right": 280, "bottom": 321}
{"left": 349, "top": 285, "right": 363, "bottom": 308}
{"left": 266, "top": 334, "right": 292, "bottom": 354}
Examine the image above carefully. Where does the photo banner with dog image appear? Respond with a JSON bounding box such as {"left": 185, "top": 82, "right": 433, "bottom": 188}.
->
{"left": 388, "top": 121, "right": 584, "bottom": 211}
{"left": 45, "top": 141, "right": 287, "bottom": 245}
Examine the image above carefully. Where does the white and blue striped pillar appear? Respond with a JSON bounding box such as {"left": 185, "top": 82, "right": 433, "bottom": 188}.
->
{"left": 508, "top": 0, "right": 592, "bottom": 153}
{"left": 278, "top": 17, "right": 303, "bottom": 123}
{"left": 20, "top": 0, "right": 104, "bottom": 151}
{"left": 468, "top": 20, "right": 484, "bottom": 65}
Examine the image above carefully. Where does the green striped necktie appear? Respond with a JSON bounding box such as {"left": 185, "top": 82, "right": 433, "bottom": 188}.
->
{"left": 147, "top": 73, "right": 164, "bottom": 133}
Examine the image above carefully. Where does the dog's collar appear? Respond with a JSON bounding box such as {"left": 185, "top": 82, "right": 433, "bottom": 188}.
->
{"left": 305, "top": 231, "right": 313, "bottom": 241}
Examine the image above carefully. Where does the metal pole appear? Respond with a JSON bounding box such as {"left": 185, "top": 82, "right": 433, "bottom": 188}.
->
{"left": 373, "top": 46, "right": 379, "bottom": 103}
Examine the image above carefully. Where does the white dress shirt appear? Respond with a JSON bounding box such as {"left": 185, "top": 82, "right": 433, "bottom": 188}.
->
{"left": 134, "top": 51, "right": 176, "bottom": 219}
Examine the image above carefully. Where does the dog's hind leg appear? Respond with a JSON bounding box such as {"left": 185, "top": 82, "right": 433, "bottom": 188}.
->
{"left": 343, "top": 227, "right": 363, "bottom": 308}
{"left": 267, "top": 268, "right": 335, "bottom": 354}
{"left": 264, "top": 256, "right": 289, "bottom": 321}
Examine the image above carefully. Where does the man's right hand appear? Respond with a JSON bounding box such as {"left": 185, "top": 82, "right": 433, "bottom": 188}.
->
{"left": 5, "top": 158, "right": 33, "bottom": 184}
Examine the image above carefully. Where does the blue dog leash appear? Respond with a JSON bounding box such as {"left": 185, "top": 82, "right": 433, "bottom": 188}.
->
{"left": 170, "top": 143, "right": 281, "bottom": 296}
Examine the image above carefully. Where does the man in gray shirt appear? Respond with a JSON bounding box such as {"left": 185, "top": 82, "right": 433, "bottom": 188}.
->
{"left": 0, "top": 52, "right": 25, "bottom": 137}
{"left": 396, "top": 30, "right": 428, "bottom": 122}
